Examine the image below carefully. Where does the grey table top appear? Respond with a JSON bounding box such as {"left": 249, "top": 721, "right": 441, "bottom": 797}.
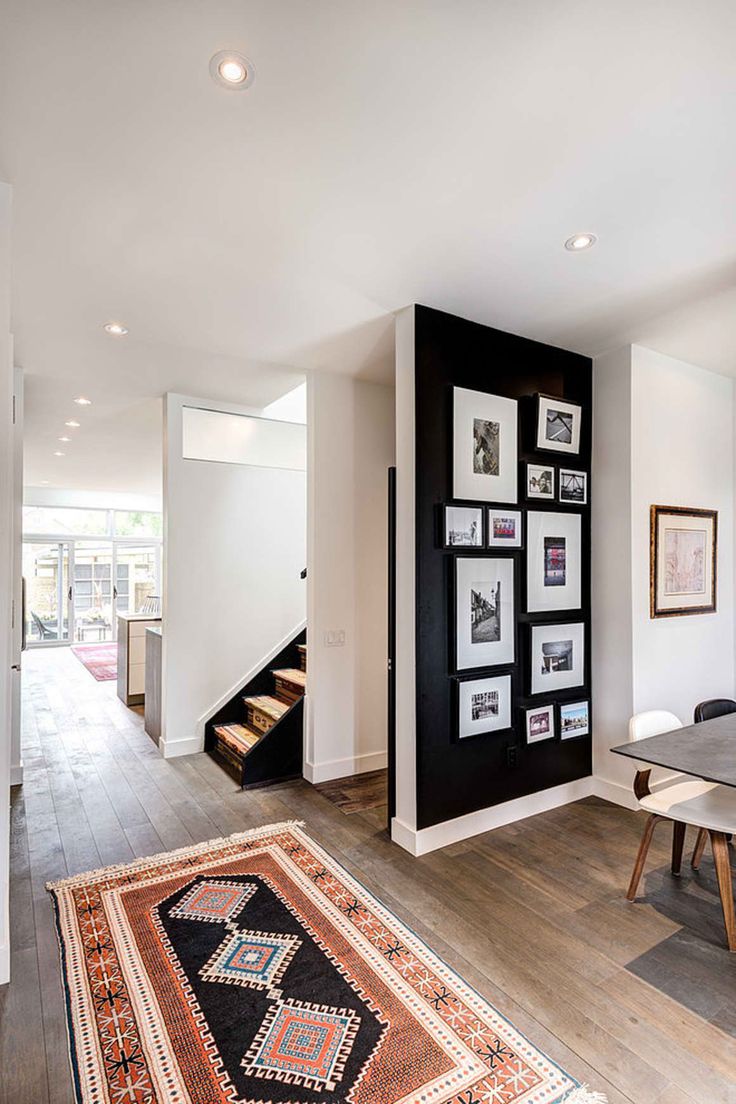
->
{"left": 611, "top": 713, "right": 736, "bottom": 788}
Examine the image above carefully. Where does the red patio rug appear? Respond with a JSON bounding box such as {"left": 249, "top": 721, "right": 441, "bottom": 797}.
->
{"left": 47, "top": 822, "right": 606, "bottom": 1104}
{"left": 70, "top": 642, "right": 117, "bottom": 681}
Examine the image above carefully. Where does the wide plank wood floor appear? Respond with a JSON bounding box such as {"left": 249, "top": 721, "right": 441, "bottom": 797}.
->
{"left": 1, "top": 647, "right": 735, "bottom": 1103}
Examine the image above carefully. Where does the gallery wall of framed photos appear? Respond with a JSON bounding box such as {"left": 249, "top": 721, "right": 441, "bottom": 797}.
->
{"left": 414, "top": 305, "right": 592, "bottom": 830}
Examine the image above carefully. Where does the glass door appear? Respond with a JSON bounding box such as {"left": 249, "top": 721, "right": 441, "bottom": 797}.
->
{"left": 113, "top": 544, "right": 160, "bottom": 618}
{"left": 22, "top": 541, "right": 71, "bottom": 644}
{"left": 72, "top": 541, "right": 114, "bottom": 642}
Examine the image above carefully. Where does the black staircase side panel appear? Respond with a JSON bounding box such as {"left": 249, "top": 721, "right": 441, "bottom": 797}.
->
{"left": 240, "top": 699, "right": 304, "bottom": 789}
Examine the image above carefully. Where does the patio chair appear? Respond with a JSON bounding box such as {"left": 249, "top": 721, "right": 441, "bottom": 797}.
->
{"left": 31, "top": 611, "right": 55, "bottom": 640}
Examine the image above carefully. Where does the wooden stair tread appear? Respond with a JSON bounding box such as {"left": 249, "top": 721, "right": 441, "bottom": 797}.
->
{"left": 272, "top": 667, "right": 306, "bottom": 687}
{"left": 214, "top": 723, "right": 260, "bottom": 754}
{"left": 297, "top": 644, "right": 306, "bottom": 653}
{"left": 243, "top": 694, "right": 290, "bottom": 720}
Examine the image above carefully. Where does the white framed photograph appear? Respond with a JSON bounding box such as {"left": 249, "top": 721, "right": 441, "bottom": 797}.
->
{"left": 525, "top": 704, "right": 555, "bottom": 744}
{"left": 530, "top": 621, "right": 585, "bottom": 695}
{"left": 526, "top": 463, "right": 555, "bottom": 500}
{"left": 487, "top": 508, "right": 523, "bottom": 549}
{"left": 444, "top": 505, "right": 483, "bottom": 548}
{"left": 559, "top": 468, "right": 587, "bottom": 505}
{"left": 456, "top": 674, "right": 512, "bottom": 739}
{"left": 536, "top": 394, "right": 582, "bottom": 455}
{"left": 453, "top": 387, "right": 518, "bottom": 504}
{"left": 526, "top": 511, "right": 581, "bottom": 613}
{"left": 455, "top": 556, "right": 515, "bottom": 671}
{"left": 560, "top": 700, "right": 590, "bottom": 739}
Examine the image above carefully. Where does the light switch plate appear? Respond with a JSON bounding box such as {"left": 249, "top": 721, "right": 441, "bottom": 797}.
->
{"left": 324, "top": 629, "right": 346, "bottom": 647}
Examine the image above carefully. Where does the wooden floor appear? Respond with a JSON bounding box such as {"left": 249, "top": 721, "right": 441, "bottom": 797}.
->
{"left": 2, "top": 648, "right": 736, "bottom": 1104}
{"left": 315, "top": 767, "right": 388, "bottom": 813}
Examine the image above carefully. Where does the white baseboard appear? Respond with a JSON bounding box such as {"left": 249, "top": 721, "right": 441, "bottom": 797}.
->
{"left": 304, "top": 750, "right": 388, "bottom": 785}
{"left": 10, "top": 761, "right": 23, "bottom": 787}
{"left": 159, "top": 734, "right": 203, "bottom": 759}
{"left": 591, "top": 775, "right": 638, "bottom": 809}
{"left": 390, "top": 776, "right": 596, "bottom": 855}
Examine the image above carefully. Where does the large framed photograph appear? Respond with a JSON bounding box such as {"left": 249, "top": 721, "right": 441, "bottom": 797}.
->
{"left": 487, "top": 508, "right": 523, "bottom": 549}
{"left": 526, "top": 463, "right": 555, "bottom": 501}
{"left": 453, "top": 387, "right": 518, "bottom": 503}
{"left": 443, "top": 505, "right": 484, "bottom": 549}
{"left": 536, "top": 394, "right": 582, "bottom": 455}
{"left": 650, "top": 505, "right": 717, "bottom": 618}
{"left": 560, "top": 700, "right": 590, "bottom": 739}
{"left": 559, "top": 468, "right": 588, "bottom": 505}
{"left": 525, "top": 703, "right": 555, "bottom": 744}
{"left": 455, "top": 556, "right": 515, "bottom": 671}
{"left": 530, "top": 621, "right": 585, "bottom": 695}
{"left": 455, "top": 674, "right": 512, "bottom": 739}
{"left": 526, "top": 511, "right": 581, "bottom": 613}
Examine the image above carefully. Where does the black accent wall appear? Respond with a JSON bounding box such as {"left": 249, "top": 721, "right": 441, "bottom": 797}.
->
{"left": 414, "top": 305, "right": 592, "bottom": 830}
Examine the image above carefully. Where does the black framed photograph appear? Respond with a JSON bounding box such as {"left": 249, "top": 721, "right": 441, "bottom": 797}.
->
{"left": 453, "top": 387, "right": 518, "bottom": 503}
{"left": 536, "top": 394, "right": 582, "bottom": 455}
{"left": 525, "top": 703, "right": 555, "bottom": 744}
{"left": 530, "top": 621, "right": 585, "bottom": 695}
{"left": 650, "top": 504, "right": 717, "bottom": 618}
{"left": 559, "top": 468, "right": 588, "bottom": 505}
{"left": 560, "top": 700, "right": 590, "bottom": 739}
{"left": 443, "top": 505, "right": 484, "bottom": 549}
{"left": 526, "top": 511, "right": 582, "bottom": 613}
{"left": 487, "top": 508, "right": 523, "bottom": 549}
{"left": 456, "top": 674, "right": 512, "bottom": 739}
{"left": 526, "top": 463, "right": 555, "bottom": 501}
{"left": 455, "top": 556, "right": 515, "bottom": 670}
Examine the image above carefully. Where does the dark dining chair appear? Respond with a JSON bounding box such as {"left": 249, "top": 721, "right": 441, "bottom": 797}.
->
{"left": 694, "top": 698, "right": 736, "bottom": 723}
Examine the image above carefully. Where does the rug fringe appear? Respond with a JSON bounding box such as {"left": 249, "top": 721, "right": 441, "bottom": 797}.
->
{"left": 562, "top": 1087, "right": 608, "bottom": 1104}
{"left": 45, "top": 820, "right": 306, "bottom": 892}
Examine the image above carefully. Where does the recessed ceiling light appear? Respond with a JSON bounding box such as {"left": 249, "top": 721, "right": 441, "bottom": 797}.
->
{"left": 103, "top": 322, "right": 128, "bottom": 336}
{"left": 74, "top": 396, "right": 92, "bottom": 405}
{"left": 209, "top": 50, "right": 255, "bottom": 90}
{"left": 564, "top": 233, "right": 597, "bottom": 252}
{"left": 65, "top": 419, "right": 80, "bottom": 428}
{"left": 53, "top": 450, "right": 65, "bottom": 457}
{"left": 58, "top": 436, "right": 71, "bottom": 442}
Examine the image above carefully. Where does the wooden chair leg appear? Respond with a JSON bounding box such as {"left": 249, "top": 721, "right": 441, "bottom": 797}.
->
{"left": 671, "top": 821, "right": 686, "bottom": 876}
{"left": 691, "top": 827, "right": 708, "bottom": 870}
{"left": 627, "top": 814, "right": 661, "bottom": 901}
{"left": 710, "top": 831, "right": 736, "bottom": 952}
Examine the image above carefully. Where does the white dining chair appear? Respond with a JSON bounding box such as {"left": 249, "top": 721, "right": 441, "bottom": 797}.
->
{"left": 626, "top": 709, "right": 736, "bottom": 952}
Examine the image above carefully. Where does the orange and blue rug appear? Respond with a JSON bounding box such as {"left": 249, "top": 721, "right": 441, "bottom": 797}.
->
{"left": 47, "top": 821, "right": 606, "bottom": 1104}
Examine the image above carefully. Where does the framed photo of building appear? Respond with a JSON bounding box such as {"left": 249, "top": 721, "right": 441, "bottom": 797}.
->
{"left": 560, "top": 700, "right": 590, "bottom": 739}
{"left": 454, "top": 556, "right": 515, "bottom": 671}
{"left": 443, "top": 505, "right": 484, "bottom": 549}
{"left": 535, "top": 395, "right": 582, "bottom": 455}
{"left": 526, "top": 463, "right": 555, "bottom": 500}
{"left": 455, "top": 674, "right": 512, "bottom": 739}
{"left": 526, "top": 511, "right": 582, "bottom": 613}
{"left": 650, "top": 505, "right": 717, "bottom": 618}
{"left": 453, "top": 387, "right": 518, "bottom": 503}
{"left": 559, "top": 468, "right": 588, "bottom": 505}
{"left": 525, "top": 703, "right": 555, "bottom": 744}
{"left": 530, "top": 621, "right": 585, "bottom": 695}
{"left": 487, "top": 508, "right": 523, "bottom": 549}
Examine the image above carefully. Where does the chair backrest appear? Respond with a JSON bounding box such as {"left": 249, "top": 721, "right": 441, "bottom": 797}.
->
{"left": 694, "top": 698, "right": 736, "bottom": 724}
{"left": 31, "top": 611, "right": 52, "bottom": 639}
{"left": 628, "top": 710, "right": 682, "bottom": 743}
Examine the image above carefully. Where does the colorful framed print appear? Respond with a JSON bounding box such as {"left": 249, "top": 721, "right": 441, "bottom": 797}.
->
{"left": 559, "top": 468, "right": 588, "bottom": 505}
{"left": 487, "top": 508, "right": 523, "bottom": 549}
{"left": 526, "top": 463, "right": 555, "bottom": 501}
{"left": 525, "top": 703, "right": 555, "bottom": 744}
{"left": 453, "top": 387, "right": 518, "bottom": 504}
{"left": 454, "top": 556, "right": 515, "bottom": 671}
{"left": 526, "top": 511, "right": 582, "bottom": 613}
{"left": 455, "top": 674, "right": 512, "bottom": 739}
{"left": 650, "top": 505, "right": 717, "bottom": 618}
{"left": 530, "top": 621, "right": 585, "bottom": 695}
{"left": 443, "top": 505, "right": 484, "bottom": 549}
{"left": 560, "top": 700, "right": 590, "bottom": 739}
{"left": 535, "top": 395, "right": 582, "bottom": 455}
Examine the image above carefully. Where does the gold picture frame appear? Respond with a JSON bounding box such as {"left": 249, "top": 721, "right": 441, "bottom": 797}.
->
{"left": 650, "top": 505, "right": 717, "bottom": 618}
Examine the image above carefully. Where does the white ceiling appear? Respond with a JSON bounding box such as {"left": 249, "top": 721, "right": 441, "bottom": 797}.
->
{"left": 2, "top": 1, "right": 736, "bottom": 495}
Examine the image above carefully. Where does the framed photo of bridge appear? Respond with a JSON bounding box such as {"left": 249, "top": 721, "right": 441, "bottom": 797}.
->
{"left": 650, "top": 505, "right": 717, "bottom": 618}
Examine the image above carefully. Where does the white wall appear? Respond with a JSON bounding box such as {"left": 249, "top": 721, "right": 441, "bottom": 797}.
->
{"left": 305, "top": 372, "right": 395, "bottom": 783}
{"left": 0, "top": 182, "right": 13, "bottom": 984}
{"left": 24, "top": 486, "right": 161, "bottom": 512}
{"left": 161, "top": 394, "right": 307, "bottom": 757}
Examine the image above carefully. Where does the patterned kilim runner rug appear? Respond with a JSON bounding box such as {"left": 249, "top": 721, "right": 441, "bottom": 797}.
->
{"left": 47, "top": 821, "right": 606, "bottom": 1104}
{"left": 70, "top": 642, "right": 118, "bottom": 681}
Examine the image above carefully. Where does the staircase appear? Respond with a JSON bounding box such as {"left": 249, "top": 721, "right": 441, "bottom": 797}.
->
{"left": 206, "top": 636, "right": 307, "bottom": 789}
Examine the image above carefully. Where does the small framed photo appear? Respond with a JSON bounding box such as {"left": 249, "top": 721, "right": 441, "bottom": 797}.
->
{"left": 559, "top": 468, "right": 588, "bottom": 505}
{"left": 526, "top": 511, "right": 582, "bottom": 613}
{"left": 530, "top": 621, "right": 585, "bottom": 695}
{"left": 526, "top": 463, "right": 555, "bottom": 501}
{"left": 453, "top": 387, "right": 518, "bottom": 504}
{"left": 454, "top": 556, "right": 515, "bottom": 670}
{"left": 455, "top": 674, "right": 512, "bottom": 740}
{"left": 443, "top": 505, "right": 484, "bottom": 549}
{"left": 560, "top": 700, "right": 590, "bottom": 739}
{"left": 536, "top": 395, "right": 582, "bottom": 455}
{"left": 650, "top": 505, "right": 717, "bottom": 618}
{"left": 487, "top": 508, "right": 523, "bottom": 549}
{"left": 525, "top": 704, "right": 555, "bottom": 744}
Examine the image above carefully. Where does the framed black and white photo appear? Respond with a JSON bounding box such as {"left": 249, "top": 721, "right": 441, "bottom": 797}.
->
{"left": 487, "top": 508, "right": 523, "bottom": 549}
{"left": 526, "top": 511, "right": 582, "bottom": 613}
{"left": 560, "top": 700, "right": 590, "bottom": 739}
{"left": 455, "top": 556, "right": 515, "bottom": 671}
{"left": 526, "top": 463, "right": 555, "bottom": 501}
{"left": 443, "top": 505, "right": 484, "bottom": 549}
{"left": 455, "top": 674, "right": 512, "bottom": 739}
{"left": 559, "top": 468, "right": 588, "bottom": 505}
{"left": 536, "top": 395, "right": 582, "bottom": 455}
{"left": 453, "top": 387, "right": 518, "bottom": 503}
{"left": 530, "top": 621, "right": 585, "bottom": 695}
{"left": 650, "top": 505, "right": 717, "bottom": 618}
{"left": 525, "top": 703, "right": 555, "bottom": 744}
